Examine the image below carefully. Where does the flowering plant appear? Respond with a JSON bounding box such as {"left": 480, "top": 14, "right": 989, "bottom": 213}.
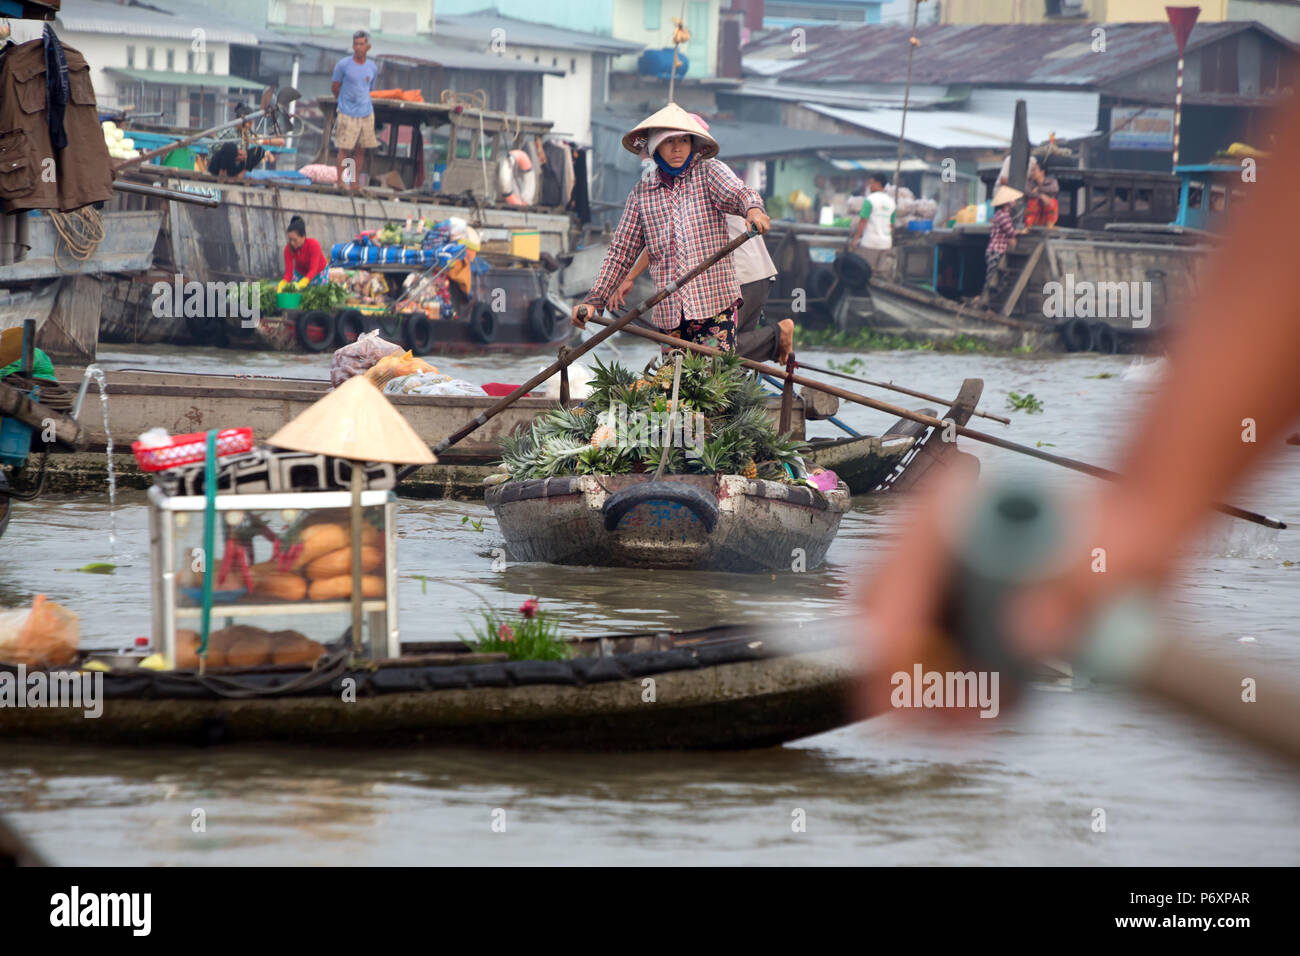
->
{"left": 460, "top": 597, "right": 568, "bottom": 661}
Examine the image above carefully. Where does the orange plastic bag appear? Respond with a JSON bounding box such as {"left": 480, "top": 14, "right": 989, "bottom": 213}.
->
{"left": 365, "top": 350, "right": 438, "bottom": 387}
{"left": 0, "top": 595, "right": 80, "bottom": 667}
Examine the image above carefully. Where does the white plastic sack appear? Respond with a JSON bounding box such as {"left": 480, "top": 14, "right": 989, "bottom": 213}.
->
{"left": 383, "top": 372, "right": 483, "bottom": 397}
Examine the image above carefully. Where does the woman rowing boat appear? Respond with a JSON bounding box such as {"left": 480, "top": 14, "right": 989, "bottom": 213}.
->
{"left": 570, "top": 104, "right": 770, "bottom": 352}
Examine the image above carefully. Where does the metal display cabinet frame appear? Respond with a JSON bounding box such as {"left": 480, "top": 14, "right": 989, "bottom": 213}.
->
{"left": 148, "top": 486, "right": 400, "bottom": 666}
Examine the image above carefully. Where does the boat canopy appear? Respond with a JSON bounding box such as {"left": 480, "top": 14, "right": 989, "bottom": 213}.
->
{"left": 312, "top": 96, "right": 553, "bottom": 202}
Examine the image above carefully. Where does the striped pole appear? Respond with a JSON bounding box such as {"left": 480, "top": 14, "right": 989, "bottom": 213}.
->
{"left": 1173, "top": 53, "right": 1185, "bottom": 170}
{"left": 1166, "top": 7, "right": 1201, "bottom": 171}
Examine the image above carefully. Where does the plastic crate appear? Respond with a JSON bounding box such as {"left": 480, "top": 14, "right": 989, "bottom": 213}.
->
{"left": 131, "top": 428, "right": 254, "bottom": 472}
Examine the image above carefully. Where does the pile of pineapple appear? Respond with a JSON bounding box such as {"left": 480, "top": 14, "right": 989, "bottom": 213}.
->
{"left": 499, "top": 353, "right": 806, "bottom": 480}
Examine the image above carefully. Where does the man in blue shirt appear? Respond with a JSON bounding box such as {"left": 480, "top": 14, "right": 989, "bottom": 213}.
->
{"left": 331, "top": 30, "right": 379, "bottom": 192}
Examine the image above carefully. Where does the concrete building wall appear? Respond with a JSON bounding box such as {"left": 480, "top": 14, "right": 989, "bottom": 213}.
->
{"left": 612, "top": 0, "right": 721, "bottom": 77}
{"left": 1230, "top": 1, "right": 1300, "bottom": 41}
{"left": 498, "top": 44, "right": 596, "bottom": 143}
{"left": 269, "top": 0, "right": 436, "bottom": 33}
{"left": 7, "top": 26, "right": 233, "bottom": 115}
{"left": 435, "top": 0, "right": 617, "bottom": 34}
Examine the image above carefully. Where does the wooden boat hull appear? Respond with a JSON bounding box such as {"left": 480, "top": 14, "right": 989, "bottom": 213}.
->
{"left": 486, "top": 473, "right": 850, "bottom": 572}
{"left": 0, "top": 629, "right": 855, "bottom": 750}
{"left": 45, "top": 368, "right": 806, "bottom": 500}
{"left": 806, "top": 434, "right": 915, "bottom": 495}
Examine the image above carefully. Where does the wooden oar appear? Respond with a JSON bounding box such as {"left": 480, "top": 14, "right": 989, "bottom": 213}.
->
{"left": 395, "top": 226, "right": 760, "bottom": 479}
{"left": 796, "top": 358, "right": 1012, "bottom": 425}
{"left": 586, "top": 314, "right": 1287, "bottom": 530}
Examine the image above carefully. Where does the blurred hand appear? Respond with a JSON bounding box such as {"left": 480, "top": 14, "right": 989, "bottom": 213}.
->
{"left": 276, "top": 279, "right": 288, "bottom": 293}
{"left": 855, "top": 470, "right": 1160, "bottom": 723}
{"left": 570, "top": 303, "right": 592, "bottom": 329}
{"left": 746, "top": 207, "right": 771, "bottom": 235}
{"left": 608, "top": 277, "right": 634, "bottom": 311}
{"left": 295, "top": 277, "right": 310, "bottom": 289}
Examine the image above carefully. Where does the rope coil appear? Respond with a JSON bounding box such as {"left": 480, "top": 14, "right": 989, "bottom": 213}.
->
{"left": 49, "top": 207, "right": 105, "bottom": 273}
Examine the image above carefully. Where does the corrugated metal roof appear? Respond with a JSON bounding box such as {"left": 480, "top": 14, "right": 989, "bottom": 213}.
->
{"left": 104, "top": 67, "right": 266, "bottom": 91}
{"left": 825, "top": 157, "right": 933, "bottom": 172}
{"left": 743, "top": 21, "right": 1297, "bottom": 88}
{"left": 735, "top": 79, "right": 959, "bottom": 109}
{"left": 143, "top": 0, "right": 301, "bottom": 51}
{"left": 592, "top": 108, "right": 888, "bottom": 160}
{"left": 292, "top": 32, "right": 565, "bottom": 75}
{"left": 435, "top": 13, "right": 643, "bottom": 56}
{"left": 58, "top": 0, "right": 259, "bottom": 46}
{"left": 803, "top": 102, "right": 1099, "bottom": 150}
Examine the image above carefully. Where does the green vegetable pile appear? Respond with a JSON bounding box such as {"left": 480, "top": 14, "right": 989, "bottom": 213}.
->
{"left": 499, "top": 354, "right": 806, "bottom": 480}
{"left": 376, "top": 221, "right": 402, "bottom": 246}
{"left": 300, "top": 282, "right": 349, "bottom": 310}
{"left": 257, "top": 279, "right": 278, "bottom": 316}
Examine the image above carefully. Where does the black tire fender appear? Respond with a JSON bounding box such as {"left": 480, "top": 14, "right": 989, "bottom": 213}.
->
{"left": 336, "top": 308, "right": 367, "bottom": 345}
{"left": 807, "top": 265, "right": 836, "bottom": 300}
{"left": 468, "top": 301, "right": 497, "bottom": 344}
{"left": 1090, "top": 322, "right": 1119, "bottom": 354}
{"left": 602, "top": 482, "right": 720, "bottom": 533}
{"left": 833, "top": 251, "right": 873, "bottom": 291}
{"left": 294, "top": 310, "right": 336, "bottom": 352}
{"left": 526, "top": 297, "right": 557, "bottom": 342}
{"left": 1059, "top": 317, "right": 1091, "bottom": 353}
{"left": 402, "top": 314, "right": 435, "bottom": 354}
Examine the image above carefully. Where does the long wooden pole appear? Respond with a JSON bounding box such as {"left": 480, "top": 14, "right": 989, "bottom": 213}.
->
{"left": 113, "top": 104, "right": 282, "bottom": 173}
{"left": 794, "top": 358, "right": 1012, "bottom": 425}
{"left": 585, "top": 314, "right": 1286, "bottom": 530}
{"left": 396, "top": 229, "right": 760, "bottom": 480}
{"left": 892, "top": 0, "right": 921, "bottom": 198}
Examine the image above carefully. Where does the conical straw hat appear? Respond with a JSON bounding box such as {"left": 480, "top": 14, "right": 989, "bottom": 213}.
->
{"left": 0, "top": 327, "right": 22, "bottom": 369}
{"left": 992, "top": 185, "right": 1024, "bottom": 207}
{"left": 622, "top": 102, "right": 719, "bottom": 160}
{"left": 268, "top": 375, "right": 436, "bottom": 464}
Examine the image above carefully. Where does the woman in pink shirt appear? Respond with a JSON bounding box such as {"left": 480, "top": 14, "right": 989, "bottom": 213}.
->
{"left": 278, "top": 216, "right": 328, "bottom": 291}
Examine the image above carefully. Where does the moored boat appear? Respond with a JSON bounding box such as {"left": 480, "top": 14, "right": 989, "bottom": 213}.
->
{"left": 486, "top": 472, "right": 851, "bottom": 572}
{"left": 0, "top": 625, "right": 854, "bottom": 750}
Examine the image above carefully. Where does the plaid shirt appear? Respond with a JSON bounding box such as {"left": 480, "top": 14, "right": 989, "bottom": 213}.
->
{"left": 585, "top": 158, "right": 764, "bottom": 330}
{"left": 987, "top": 207, "right": 1015, "bottom": 258}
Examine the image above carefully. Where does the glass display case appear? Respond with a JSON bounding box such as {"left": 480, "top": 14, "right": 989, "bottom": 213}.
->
{"left": 148, "top": 486, "right": 400, "bottom": 667}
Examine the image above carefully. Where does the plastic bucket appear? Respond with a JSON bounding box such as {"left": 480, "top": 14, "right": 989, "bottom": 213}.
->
{"left": 277, "top": 292, "right": 303, "bottom": 309}
{"left": 0, "top": 417, "right": 33, "bottom": 466}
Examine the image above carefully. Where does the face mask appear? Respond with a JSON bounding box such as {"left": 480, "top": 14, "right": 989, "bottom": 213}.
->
{"left": 654, "top": 151, "right": 693, "bottom": 177}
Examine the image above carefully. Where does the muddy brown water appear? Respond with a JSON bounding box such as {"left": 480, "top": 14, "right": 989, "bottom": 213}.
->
{"left": 1, "top": 343, "right": 1297, "bottom": 864}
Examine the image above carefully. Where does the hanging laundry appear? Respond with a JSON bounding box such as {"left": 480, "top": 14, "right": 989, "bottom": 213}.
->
{"left": 0, "top": 35, "right": 113, "bottom": 213}
{"left": 42, "top": 24, "right": 69, "bottom": 151}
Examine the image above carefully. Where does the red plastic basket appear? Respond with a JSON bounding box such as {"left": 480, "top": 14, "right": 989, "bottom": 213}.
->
{"left": 131, "top": 428, "right": 254, "bottom": 472}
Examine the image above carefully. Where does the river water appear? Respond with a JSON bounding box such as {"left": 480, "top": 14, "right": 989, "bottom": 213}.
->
{"left": 2, "top": 342, "right": 1297, "bottom": 865}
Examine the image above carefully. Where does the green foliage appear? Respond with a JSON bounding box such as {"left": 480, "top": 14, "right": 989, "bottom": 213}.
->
{"left": 300, "top": 282, "right": 349, "bottom": 311}
{"left": 460, "top": 601, "right": 570, "bottom": 661}
{"left": 258, "top": 279, "right": 279, "bottom": 316}
{"left": 500, "top": 355, "right": 807, "bottom": 480}
{"left": 1007, "top": 391, "right": 1045, "bottom": 414}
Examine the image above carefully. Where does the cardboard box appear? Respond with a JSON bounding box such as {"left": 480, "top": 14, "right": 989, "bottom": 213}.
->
{"left": 510, "top": 230, "right": 540, "bottom": 261}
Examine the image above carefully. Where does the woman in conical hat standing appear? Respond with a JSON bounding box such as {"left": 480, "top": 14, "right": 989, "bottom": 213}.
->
{"left": 980, "top": 184, "right": 1023, "bottom": 305}
{"left": 570, "top": 103, "right": 770, "bottom": 352}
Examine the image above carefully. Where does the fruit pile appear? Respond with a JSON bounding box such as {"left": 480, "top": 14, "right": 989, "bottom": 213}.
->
{"left": 499, "top": 353, "right": 806, "bottom": 480}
